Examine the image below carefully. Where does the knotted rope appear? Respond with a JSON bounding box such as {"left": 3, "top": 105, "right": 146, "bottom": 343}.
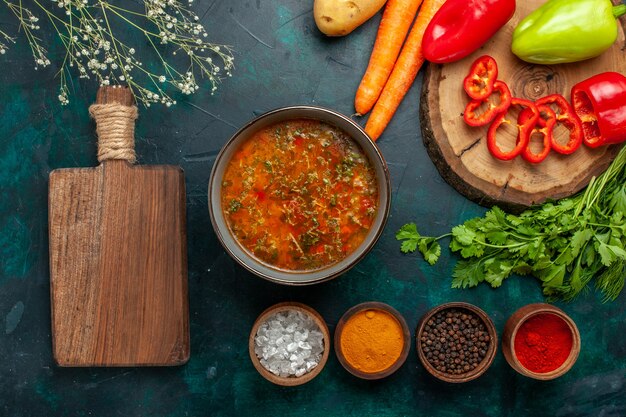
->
{"left": 89, "top": 104, "right": 138, "bottom": 163}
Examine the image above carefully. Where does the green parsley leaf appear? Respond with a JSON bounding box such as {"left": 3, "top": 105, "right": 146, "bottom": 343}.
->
{"left": 396, "top": 224, "right": 441, "bottom": 264}
{"left": 452, "top": 260, "right": 485, "bottom": 288}
{"left": 396, "top": 223, "right": 419, "bottom": 241}
{"left": 420, "top": 239, "right": 441, "bottom": 265}
{"left": 486, "top": 230, "right": 508, "bottom": 245}
{"left": 484, "top": 258, "right": 513, "bottom": 288}
{"left": 396, "top": 223, "right": 420, "bottom": 254}
{"left": 400, "top": 239, "right": 418, "bottom": 254}
{"left": 598, "top": 241, "right": 617, "bottom": 266}
{"left": 571, "top": 229, "right": 593, "bottom": 257}
{"left": 537, "top": 264, "right": 566, "bottom": 288}
{"left": 452, "top": 225, "right": 476, "bottom": 245}
{"left": 570, "top": 262, "right": 583, "bottom": 292}
{"left": 398, "top": 142, "right": 626, "bottom": 302}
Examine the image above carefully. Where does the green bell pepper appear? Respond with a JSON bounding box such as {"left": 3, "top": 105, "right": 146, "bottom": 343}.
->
{"left": 512, "top": 0, "right": 626, "bottom": 64}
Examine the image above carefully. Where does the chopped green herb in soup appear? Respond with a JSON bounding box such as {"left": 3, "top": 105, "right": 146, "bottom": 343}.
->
{"left": 221, "top": 119, "right": 378, "bottom": 271}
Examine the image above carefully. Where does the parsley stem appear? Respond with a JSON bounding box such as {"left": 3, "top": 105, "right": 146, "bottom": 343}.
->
{"left": 586, "top": 222, "right": 612, "bottom": 228}
{"left": 472, "top": 240, "right": 527, "bottom": 249}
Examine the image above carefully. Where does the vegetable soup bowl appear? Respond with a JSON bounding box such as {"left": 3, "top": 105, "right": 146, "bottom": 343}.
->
{"left": 208, "top": 106, "right": 391, "bottom": 285}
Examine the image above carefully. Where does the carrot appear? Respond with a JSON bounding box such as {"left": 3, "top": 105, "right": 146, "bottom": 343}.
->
{"left": 354, "top": 0, "right": 423, "bottom": 116}
{"left": 365, "top": 0, "right": 446, "bottom": 141}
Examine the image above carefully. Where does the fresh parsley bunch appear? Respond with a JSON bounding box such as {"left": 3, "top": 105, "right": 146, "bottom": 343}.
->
{"left": 397, "top": 147, "right": 626, "bottom": 302}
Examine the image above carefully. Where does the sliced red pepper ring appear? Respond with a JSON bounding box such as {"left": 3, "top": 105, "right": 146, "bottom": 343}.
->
{"left": 535, "top": 94, "right": 582, "bottom": 155}
{"left": 573, "top": 91, "right": 602, "bottom": 148}
{"left": 464, "top": 81, "right": 512, "bottom": 127}
{"left": 487, "top": 98, "right": 539, "bottom": 161}
{"left": 463, "top": 55, "right": 498, "bottom": 100}
{"left": 571, "top": 72, "right": 626, "bottom": 148}
{"left": 520, "top": 105, "right": 556, "bottom": 164}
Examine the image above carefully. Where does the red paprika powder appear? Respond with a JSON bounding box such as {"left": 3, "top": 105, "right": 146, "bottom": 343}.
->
{"left": 513, "top": 313, "right": 573, "bottom": 373}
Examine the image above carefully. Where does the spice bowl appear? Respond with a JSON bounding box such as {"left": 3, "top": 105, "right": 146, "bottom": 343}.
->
{"left": 249, "top": 302, "right": 330, "bottom": 386}
{"left": 416, "top": 302, "right": 498, "bottom": 383}
{"left": 208, "top": 106, "right": 391, "bottom": 285}
{"left": 334, "top": 302, "right": 411, "bottom": 380}
{"left": 502, "top": 303, "right": 580, "bottom": 380}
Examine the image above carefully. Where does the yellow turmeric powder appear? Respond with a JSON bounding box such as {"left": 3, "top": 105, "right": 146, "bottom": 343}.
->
{"left": 339, "top": 309, "right": 404, "bottom": 373}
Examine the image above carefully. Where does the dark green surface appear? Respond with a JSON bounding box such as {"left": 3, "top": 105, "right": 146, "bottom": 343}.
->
{"left": 1, "top": 1, "right": 625, "bottom": 416}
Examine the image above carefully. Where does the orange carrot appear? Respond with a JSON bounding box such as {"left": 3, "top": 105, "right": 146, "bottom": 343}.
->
{"left": 365, "top": 0, "right": 446, "bottom": 141}
{"left": 355, "top": 0, "right": 423, "bottom": 116}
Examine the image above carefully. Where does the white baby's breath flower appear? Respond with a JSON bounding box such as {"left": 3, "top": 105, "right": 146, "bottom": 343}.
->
{"left": 1, "top": 0, "right": 234, "bottom": 107}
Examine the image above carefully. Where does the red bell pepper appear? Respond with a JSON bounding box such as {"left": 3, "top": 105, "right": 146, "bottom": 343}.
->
{"left": 422, "top": 0, "right": 516, "bottom": 64}
{"left": 487, "top": 98, "right": 539, "bottom": 161}
{"left": 571, "top": 72, "right": 626, "bottom": 148}
{"left": 464, "top": 81, "right": 512, "bottom": 127}
{"left": 535, "top": 94, "right": 582, "bottom": 155}
{"left": 464, "top": 55, "right": 498, "bottom": 100}
{"left": 520, "top": 105, "right": 556, "bottom": 164}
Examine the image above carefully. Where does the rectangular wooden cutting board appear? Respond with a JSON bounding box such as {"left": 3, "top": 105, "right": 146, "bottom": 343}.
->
{"left": 49, "top": 87, "right": 189, "bottom": 366}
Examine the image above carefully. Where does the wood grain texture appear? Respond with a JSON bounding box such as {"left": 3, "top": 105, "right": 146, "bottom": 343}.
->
{"left": 49, "top": 85, "right": 189, "bottom": 366}
{"left": 49, "top": 160, "right": 189, "bottom": 366}
{"left": 420, "top": 0, "right": 626, "bottom": 211}
{"left": 95, "top": 85, "right": 135, "bottom": 106}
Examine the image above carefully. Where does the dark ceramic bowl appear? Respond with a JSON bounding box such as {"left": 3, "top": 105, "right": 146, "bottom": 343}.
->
{"left": 208, "top": 106, "right": 391, "bottom": 285}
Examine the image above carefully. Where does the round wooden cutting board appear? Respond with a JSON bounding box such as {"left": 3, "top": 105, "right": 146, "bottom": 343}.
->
{"left": 420, "top": 0, "right": 626, "bottom": 211}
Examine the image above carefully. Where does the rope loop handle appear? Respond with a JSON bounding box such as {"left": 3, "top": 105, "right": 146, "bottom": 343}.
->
{"left": 89, "top": 103, "right": 138, "bottom": 163}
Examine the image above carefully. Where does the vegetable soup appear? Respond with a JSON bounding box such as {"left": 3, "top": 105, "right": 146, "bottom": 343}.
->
{"left": 221, "top": 119, "right": 378, "bottom": 271}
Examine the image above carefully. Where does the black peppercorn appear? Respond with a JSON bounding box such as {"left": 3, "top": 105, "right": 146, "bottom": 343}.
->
{"left": 420, "top": 308, "right": 491, "bottom": 375}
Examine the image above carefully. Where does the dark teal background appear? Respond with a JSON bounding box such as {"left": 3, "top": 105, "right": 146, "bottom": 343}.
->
{"left": 1, "top": 1, "right": 625, "bottom": 416}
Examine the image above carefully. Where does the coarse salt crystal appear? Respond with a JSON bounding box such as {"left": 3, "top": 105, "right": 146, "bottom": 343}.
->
{"left": 254, "top": 309, "right": 324, "bottom": 378}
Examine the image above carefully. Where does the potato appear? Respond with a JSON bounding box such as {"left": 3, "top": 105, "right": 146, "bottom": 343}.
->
{"left": 314, "top": 0, "right": 387, "bottom": 37}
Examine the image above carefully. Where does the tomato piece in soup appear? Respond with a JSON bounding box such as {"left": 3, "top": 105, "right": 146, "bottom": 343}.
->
{"left": 221, "top": 119, "right": 379, "bottom": 271}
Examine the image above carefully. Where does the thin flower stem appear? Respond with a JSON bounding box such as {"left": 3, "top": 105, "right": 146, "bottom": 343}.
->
{"left": 101, "top": 3, "right": 161, "bottom": 38}
{"left": 30, "top": 0, "right": 73, "bottom": 74}
{"left": 0, "top": 27, "right": 15, "bottom": 41}
{"left": 0, "top": 0, "right": 235, "bottom": 106}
